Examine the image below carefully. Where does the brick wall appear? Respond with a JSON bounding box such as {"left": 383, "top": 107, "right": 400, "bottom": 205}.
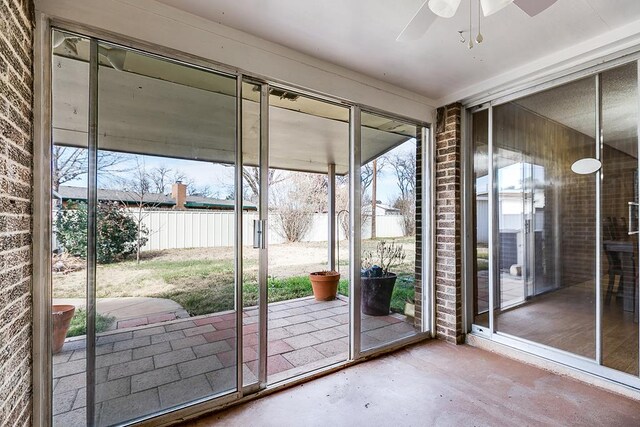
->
{"left": 0, "top": 0, "right": 34, "bottom": 425}
{"left": 434, "top": 103, "right": 464, "bottom": 344}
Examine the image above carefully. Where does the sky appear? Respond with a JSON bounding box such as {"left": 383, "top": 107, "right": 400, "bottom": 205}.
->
{"left": 62, "top": 138, "right": 417, "bottom": 203}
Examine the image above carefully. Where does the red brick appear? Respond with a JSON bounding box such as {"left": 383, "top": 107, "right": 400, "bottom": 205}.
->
{"left": 434, "top": 103, "right": 463, "bottom": 344}
{"left": 203, "top": 329, "right": 237, "bottom": 342}
{"left": 0, "top": 1, "right": 33, "bottom": 424}
{"left": 266, "top": 354, "right": 294, "bottom": 376}
{"left": 117, "top": 317, "right": 149, "bottom": 329}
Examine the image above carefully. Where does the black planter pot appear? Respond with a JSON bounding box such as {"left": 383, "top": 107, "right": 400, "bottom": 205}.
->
{"left": 361, "top": 273, "right": 397, "bottom": 316}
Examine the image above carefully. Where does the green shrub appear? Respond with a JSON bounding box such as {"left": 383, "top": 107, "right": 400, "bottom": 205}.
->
{"left": 56, "top": 201, "right": 148, "bottom": 264}
{"left": 66, "top": 308, "right": 115, "bottom": 337}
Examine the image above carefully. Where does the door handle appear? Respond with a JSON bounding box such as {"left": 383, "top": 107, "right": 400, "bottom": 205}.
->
{"left": 628, "top": 202, "right": 639, "bottom": 235}
{"left": 253, "top": 219, "right": 266, "bottom": 248}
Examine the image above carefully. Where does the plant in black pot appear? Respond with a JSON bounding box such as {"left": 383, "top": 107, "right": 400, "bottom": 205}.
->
{"left": 361, "top": 241, "right": 406, "bottom": 316}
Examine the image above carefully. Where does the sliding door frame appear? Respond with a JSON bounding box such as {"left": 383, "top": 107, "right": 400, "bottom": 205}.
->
{"left": 44, "top": 27, "right": 244, "bottom": 426}
{"left": 352, "top": 109, "right": 433, "bottom": 360}
{"left": 33, "top": 17, "right": 433, "bottom": 426}
{"left": 464, "top": 56, "right": 640, "bottom": 391}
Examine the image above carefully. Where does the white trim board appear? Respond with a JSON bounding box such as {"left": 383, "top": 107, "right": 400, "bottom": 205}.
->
{"left": 467, "top": 334, "right": 640, "bottom": 402}
{"left": 445, "top": 17, "right": 640, "bottom": 107}
{"left": 34, "top": 0, "right": 437, "bottom": 123}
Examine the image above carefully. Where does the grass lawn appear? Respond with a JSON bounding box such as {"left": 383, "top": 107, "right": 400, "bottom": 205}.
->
{"left": 67, "top": 308, "right": 115, "bottom": 337}
{"left": 53, "top": 239, "right": 417, "bottom": 317}
{"left": 476, "top": 246, "right": 489, "bottom": 271}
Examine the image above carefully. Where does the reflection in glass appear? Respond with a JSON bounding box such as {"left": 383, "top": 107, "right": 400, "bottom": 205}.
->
{"left": 94, "top": 44, "right": 238, "bottom": 425}
{"left": 493, "top": 76, "right": 597, "bottom": 359}
{"left": 601, "top": 62, "right": 639, "bottom": 375}
{"left": 52, "top": 38, "right": 239, "bottom": 426}
{"left": 51, "top": 30, "right": 90, "bottom": 427}
{"left": 241, "top": 81, "right": 261, "bottom": 387}
{"left": 472, "top": 109, "right": 489, "bottom": 327}
{"left": 360, "top": 112, "right": 421, "bottom": 351}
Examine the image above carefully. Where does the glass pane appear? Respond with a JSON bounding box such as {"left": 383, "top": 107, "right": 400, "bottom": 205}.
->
{"left": 601, "top": 61, "right": 639, "bottom": 375}
{"left": 494, "top": 76, "right": 597, "bottom": 359}
{"left": 266, "top": 91, "right": 350, "bottom": 384}
{"left": 360, "top": 112, "right": 421, "bottom": 351}
{"left": 472, "top": 109, "right": 489, "bottom": 327}
{"left": 94, "top": 44, "right": 237, "bottom": 425}
{"left": 51, "top": 30, "right": 90, "bottom": 427}
{"left": 241, "top": 81, "right": 260, "bottom": 387}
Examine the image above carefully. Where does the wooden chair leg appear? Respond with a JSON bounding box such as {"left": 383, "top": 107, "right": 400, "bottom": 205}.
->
{"left": 606, "top": 271, "right": 615, "bottom": 304}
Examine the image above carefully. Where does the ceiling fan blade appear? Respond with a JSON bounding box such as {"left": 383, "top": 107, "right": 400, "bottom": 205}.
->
{"left": 513, "top": 0, "right": 558, "bottom": 17}
{"left": 480, "top": 0, "right": 514, "bottom": 16}
{"left": 396, "top": 0, "right": 438, "bottom": 41}
{"left": 429, "top": 0, "right": 462, "bottom": 18}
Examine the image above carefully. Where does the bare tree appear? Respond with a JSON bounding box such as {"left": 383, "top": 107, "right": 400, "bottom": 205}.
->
{"left": 117, "top": 158, "right": 157, "bottom": 264}
{"left": 388, "top": 152, "right": 416, "bottom": 199}
{"left": 188, "top": 184, "right": 217, "bottom": 198}
{"left": 334, "top": 176, "right": 371, "bottom": 241}
{"left": 149, "top": 165, "right": 217, "bottom": 198}
{"left": 388, "top": 151, "right": 417, "bottom": 237}
{"left": 52, "top": 147, "right": 129, "bottom": 192}
{"left": 149, "top": 165, "right": 173, "bottom": 194}
{"left": 361, "top": 158, "right": 387, "bottom": 238}
{"left": 393, "top": 196, "right": 416, "bottom": 236}
{"left": 242, "top": 167, "right": 286, "bottom": 203}
{"left": 361, "top": 163, "right": 374, "bottom": 192}
{"left": 149, "top": 166, "right": 191, "bottom": 193}
{"left": 271, "top": 173, "right": 325, "bottom": 242}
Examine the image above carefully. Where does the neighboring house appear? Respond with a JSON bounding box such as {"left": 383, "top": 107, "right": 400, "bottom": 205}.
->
{"left": 57, "top": 182, "right": 257, "bottom": 211}
{"left": 362, "top": 201, "right": 401, "bottom": 216}
{"left": 374, "top": 202, "right": 401, "bottom": 215}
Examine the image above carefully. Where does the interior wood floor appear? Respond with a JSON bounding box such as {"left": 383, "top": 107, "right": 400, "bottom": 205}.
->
{"left": 476, "top": 280, "right": 638, "bottom": 375}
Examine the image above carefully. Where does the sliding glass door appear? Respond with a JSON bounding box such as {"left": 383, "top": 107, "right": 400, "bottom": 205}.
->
{"left": 359, "top": 112, "right": 424, "bottom": 351}
{"left": 265, "top": 90, "right": 350, "bottom": 384}
{"left": 493, "top": 76, "right": 598, "bottom": 357}
{"left": 601, "top": 62, "right": 639, "bottom": 375}
{"left": 49, "top": 28, "right": 431, "bottom": 427}
{"left": 469, "top": 59, "right": 640, "bottom": 385}
{"left": 52, "top": 31, "right": 240, "bottom": 426}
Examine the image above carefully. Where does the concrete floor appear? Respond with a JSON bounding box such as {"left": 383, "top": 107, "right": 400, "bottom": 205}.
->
{"left": 184, "top": 340, "right": 640, "bottom": 427}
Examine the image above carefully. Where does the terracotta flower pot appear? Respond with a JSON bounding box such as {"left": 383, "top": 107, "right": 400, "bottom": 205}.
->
{"left": 309, "top": 271, "right": 340, "bottom": 301}
{"left": 361, "top": 273, "right": 397, "bottom": 316}
{"left": 52, "top": 304, "right": 75, "bottom": 354}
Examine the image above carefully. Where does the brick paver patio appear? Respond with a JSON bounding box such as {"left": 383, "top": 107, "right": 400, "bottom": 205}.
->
{"left": 53, "top": 296, "right": 417, "bottom": 426}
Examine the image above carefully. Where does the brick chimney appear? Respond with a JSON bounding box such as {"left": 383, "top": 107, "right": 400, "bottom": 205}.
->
{"left": 171, "top": 181, "right": 187, "bottom": 209}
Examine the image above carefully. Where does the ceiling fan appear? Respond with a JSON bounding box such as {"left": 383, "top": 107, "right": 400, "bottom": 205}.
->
{"left": 397, "top": 0, "right": 558, "bottom": 41}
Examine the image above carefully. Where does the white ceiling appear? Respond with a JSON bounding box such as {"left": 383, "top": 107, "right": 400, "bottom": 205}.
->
{"left": 156, "top": 0, "right": 640, "bottom": 102}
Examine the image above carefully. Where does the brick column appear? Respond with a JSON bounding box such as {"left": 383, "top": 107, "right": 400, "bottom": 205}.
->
{"left": 434, "top": 103, "right": 464, "bottom": 344}
{"left": 0, "top": 0, "right": 34, "bottom": 425}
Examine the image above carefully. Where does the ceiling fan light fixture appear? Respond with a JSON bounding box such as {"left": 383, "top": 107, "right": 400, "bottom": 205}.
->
{"left": 428, "top": 0, "right": 462, "bottom": 18}
{"left": 480, "top": 0, "right": 513, "bottom": 16}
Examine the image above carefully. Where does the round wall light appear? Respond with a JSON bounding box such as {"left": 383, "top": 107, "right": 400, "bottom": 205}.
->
{"left": 571, "top": 158, "right": 601, "bottom": 175}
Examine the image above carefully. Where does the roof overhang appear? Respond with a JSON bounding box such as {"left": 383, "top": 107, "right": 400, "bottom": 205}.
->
{"left": 52, "top": 51, "right": 415, "bottom": 175}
